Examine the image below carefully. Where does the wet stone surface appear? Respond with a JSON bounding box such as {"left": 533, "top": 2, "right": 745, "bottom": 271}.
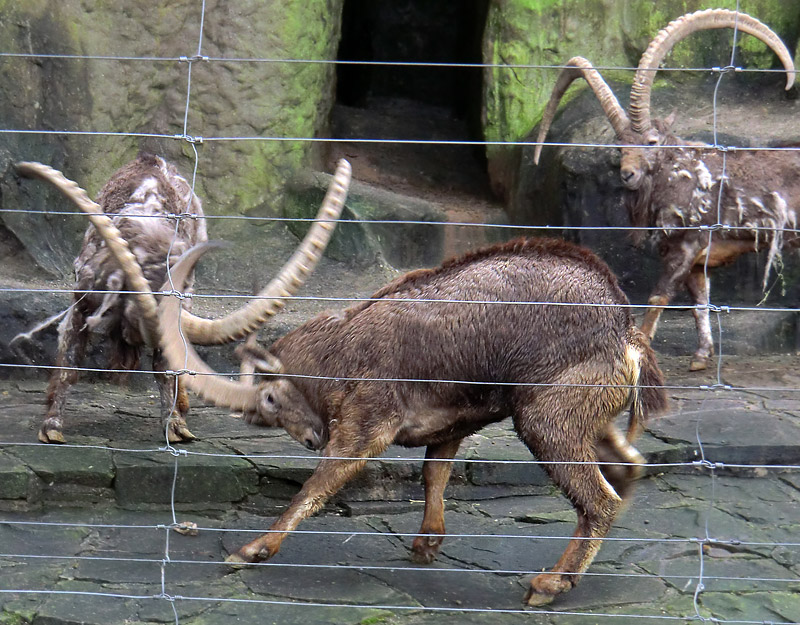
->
{"left": 0, "top": 353, "right": 799, "bottom": 624}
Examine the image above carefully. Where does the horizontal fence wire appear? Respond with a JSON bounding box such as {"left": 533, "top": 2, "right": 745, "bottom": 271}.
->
{"left": 1, "top": 3, "right": 799, "bottom": 624}
{"left": 3, "top": 361, "right": 800, "bottom": 397}
{"left": 1, "top": 437, "right": 798, "bottom": 471}
{"left": 3, "top": 286, "right": 800, "bottom": 313}
{"left": 2, "top": 208, "right": 800, "bottom": 236}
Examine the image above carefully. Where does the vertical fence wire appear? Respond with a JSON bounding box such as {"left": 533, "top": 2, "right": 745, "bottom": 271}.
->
{"left": 690, "top": 5, "right": 742, "bottom": 618}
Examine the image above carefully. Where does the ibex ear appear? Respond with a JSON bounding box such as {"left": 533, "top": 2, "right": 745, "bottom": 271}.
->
{"left": 242, "top": 383, "right": 281, "bottom": 427}
{"left": 663, "top": 110, "right": 677, "bottom": 129}
{"left": 234, "top": 342, "right": 284, "bottom": 374}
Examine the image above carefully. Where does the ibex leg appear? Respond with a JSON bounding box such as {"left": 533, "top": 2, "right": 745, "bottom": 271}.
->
{"left": 642, "top": 237, "right": 705, "bottom": 341}
{"left": 153, "top": 349, "right": 195, "bottom": 443}
{"left": 411, "top": 438, "right": 463, "bottom": 564}
{"left": 595, "top": 424, "right": 645, "bottom": 502}
{"left": 228, "top": 414, "right": 397, "bottom": 564}
{"left": 686, "top": 267, "right": 714, "bottom": 371}
{"left": 41, "top": 305, "right": 89, "bottom": 443}
{"left": 513, "top": 384, "right": 624, "bottom": 606}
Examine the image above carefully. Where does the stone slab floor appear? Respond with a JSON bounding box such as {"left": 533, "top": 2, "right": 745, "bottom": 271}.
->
{"left": 1, "top": 354, "right": 799, "bottom": 624}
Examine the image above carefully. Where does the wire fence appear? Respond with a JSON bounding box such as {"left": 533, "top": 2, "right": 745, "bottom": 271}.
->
{"left": 1, "top": 1, "right": 799, "bottom": 624}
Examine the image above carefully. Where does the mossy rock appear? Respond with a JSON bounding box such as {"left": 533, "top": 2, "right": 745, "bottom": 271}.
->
{"left": 285, "top": 170, "right": 447, "bottom": 269}
{"left": 0, "top": 0, "right": 345, "bottom": 275}
{"left": 483, "top": 0, "right": 800, "bottom": 194}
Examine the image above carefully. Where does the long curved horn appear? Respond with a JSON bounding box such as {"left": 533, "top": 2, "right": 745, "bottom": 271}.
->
{"left": 15, "top": 161, "right": 161, "bottom": 347}
{"left": 534, "top": 57, "right": 630, "bottom": 165}
{"left": 630, "top": 9, "right": 796, "bottom": 133}
{"left": 159, "top": 243, "right": 260, "bottom": 412}
{"left": 174, "top": 158, "right": 352, "bottom": 345}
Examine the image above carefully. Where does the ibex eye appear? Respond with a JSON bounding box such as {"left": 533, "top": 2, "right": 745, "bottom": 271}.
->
{"left": 266, "top": 393, "right": 276, "bottom": 405}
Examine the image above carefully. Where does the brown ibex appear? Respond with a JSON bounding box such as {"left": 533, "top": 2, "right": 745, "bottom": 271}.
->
{"left": 534, "top": 9, "right": 797, "bottom": 370}
{"left": 15, "top": 156, "right": 348, "bottom": 445}
{"left": 85, "top": 191, "right": 667, "bottom": 606}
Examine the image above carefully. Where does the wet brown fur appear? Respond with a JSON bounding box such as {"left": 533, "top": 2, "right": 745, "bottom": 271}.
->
{"left": 223, "top": 237, "right": 667, "bottom": 605}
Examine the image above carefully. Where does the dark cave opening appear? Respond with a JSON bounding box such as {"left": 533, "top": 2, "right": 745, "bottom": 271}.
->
{"left": 337, "top": 0, "right": 488, "bottom": 119}
{"left": 333, "top": 0, "right": 492, "bottom": 199}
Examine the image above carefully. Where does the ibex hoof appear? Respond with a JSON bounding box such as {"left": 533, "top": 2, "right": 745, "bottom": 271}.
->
{"left": 410, "top": 536, "right": 443, "bottom": 564}
{"left": 523, "top": 589, "right": 556, "bottom": 607}
{"left": 38, "top": 428, "right": 66, "bottom": 444}
{"left": 167, "top": 419, "right": 197, "bottom": 443}
{"left": 410, "top": 550, "right": 437, "bottom": 565}
{"left": 224, "top": 553, "right": 250, "bottom": 569}
{"left": 525, "top": 572, "right": 573, "bottom": 606}
{"left": 689, "top": 356, "right": 710, "bottom": 371}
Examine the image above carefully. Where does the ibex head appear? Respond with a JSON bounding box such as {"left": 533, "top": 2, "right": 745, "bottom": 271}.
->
{"left": 535, "top": 9, "right": 796, "bottom": 189}
{"left": 159, "top": 244, "right": 331, "bottom": 450}
{"left": 235, "top": 341, "right": 327, "bottom": 450}
{"left": 153, "top": 161, "right": 352, "bottom": 451}
{"left": 617, "top": 113, "right": 677, "bottom": 191}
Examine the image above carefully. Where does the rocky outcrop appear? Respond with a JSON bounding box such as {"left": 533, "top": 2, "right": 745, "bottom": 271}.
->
{"left": 482, "top": 0, "right": 800, "bottom": 199}
{"left": 0, "top": 1, "right": 344, "bottom": 276}
{"left": 512, "top": 76, "right": 800, "bottom": 304}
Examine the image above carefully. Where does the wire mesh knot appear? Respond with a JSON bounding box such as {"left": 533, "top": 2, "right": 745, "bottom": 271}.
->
{"left": 693, "top": 459, "right": 725, "bottom": 470}
{"left": 159, "top": 445, "right": 189, "bottom": 457}
{"left": 166, "top": 368, "right": 196, "bottom": 377}
{"left": 694, "top": 303, "right": 729, "bottom": 314}
{"left": 712, "top": 65, "right": 741, "bottom": 75}
{"left": 699, "top": 383, "right": 732, "bottom": 391}
{"left": 699, "top": 223, "right": 731, "bottom": 232}
{"left": 179, "top": 54, "right": 209, "bottom": 63}
{"left": 160, "top": 288, "right": 193, "bottom": 301}
{"left": 156, "top": 589, "right": 176, "bottom": 602}
{"left": 165, "top": 211, "right": 200, "bottom": 223}
{"left": 173, "top": 133, "right": 204, "bottom": 145}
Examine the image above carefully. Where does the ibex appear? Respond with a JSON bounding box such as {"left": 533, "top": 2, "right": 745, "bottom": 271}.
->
{"left": 534, "top": 9, "right": 797, "bottom": 370}
{"left": 82, "top": 184, "right": 667, "bottom": 606}
{"left": 14, "top": 156, "right": 347, "bottom": 444}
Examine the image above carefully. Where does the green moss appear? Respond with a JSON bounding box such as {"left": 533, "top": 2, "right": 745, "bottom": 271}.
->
{"left": 202, "top": 0, "right": 344, "bottom": 218}
{"left": 358, "top": 613, "right": 393, "bottom": 625}
{"left": 484, "top": 0, "right": 635, "bottom": 145}
{"left": 514, "top": 0, "right": 567, "bottom": 12}
{"left": 0, "top": 608, "right": 35, "bottom": 625}
{"left": 485, "top": 0, "right": 799, "bottom": 141}
{"left": 0, "top": 615, "right": 28, "bottom": 625}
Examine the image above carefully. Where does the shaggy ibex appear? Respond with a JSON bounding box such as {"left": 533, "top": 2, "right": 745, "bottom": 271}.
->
{"left": 15, "top": 156, "right": 348, "bottom": 444}
{"left": 86, "top": 191, "right": 667, "bottom": 606}
{"left": 15, "top": 155, "right": 208, "bottom": 443}
{"left": 534, "top": 9, "right": 797, "bottom": 370}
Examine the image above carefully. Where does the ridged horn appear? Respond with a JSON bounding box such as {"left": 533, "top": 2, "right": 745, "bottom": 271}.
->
{"left": 15, "top": 161, "right": 161, "bottom": 347}
{"left": 534, "top": 57, "right": 630, "bottom": 165}
{"left": 173, "top": 158, "right": 352, "bottom": 345}
{"left": 158, "top": 243, "right": 260, "bottom": 413}
{"left": 630, "top": 9, "right": 796, "bottom": 133}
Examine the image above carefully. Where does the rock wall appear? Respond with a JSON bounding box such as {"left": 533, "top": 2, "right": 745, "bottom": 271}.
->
{"left": 1, "top": 1, "right": 798, "bottom": 281}
{"left": 0, "top": 0, "right": 344, "bottom": 276}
